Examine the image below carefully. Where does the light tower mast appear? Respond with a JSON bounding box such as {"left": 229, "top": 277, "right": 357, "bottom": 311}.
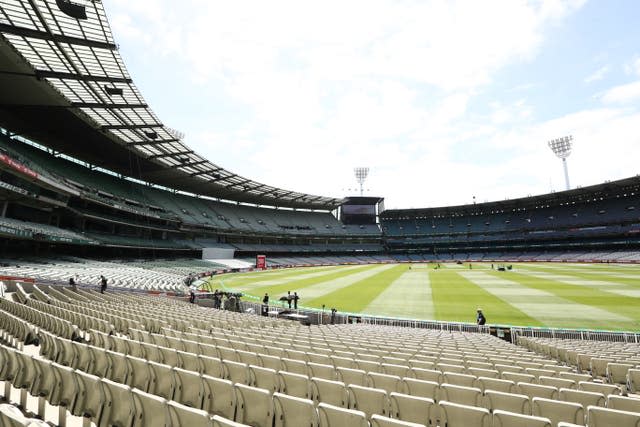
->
{"left": 548, "top": 135, "right": 573, "bottom": 191}
{"left": 353, "top": 167, "right": 369, "bottom": 196}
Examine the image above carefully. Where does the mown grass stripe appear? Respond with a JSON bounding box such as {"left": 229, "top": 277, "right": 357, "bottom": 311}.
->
{"left": 220, "top": 264, "right": 379, "bottom": 300}
{"left": 429, "top": 269, "right": 540, "bottom": 326}
{"left": 503, "top": 271, "right": 640, "bottom": 331}
{"left": 518, "top": 264, "right": 640, "bottom": 288}
{"left": 305, "top": 265, "right": 408, "bottom": 312}
{"left": 462, "top": 271, "right": 631, "bottom": 329}
{"left": 363, "top": 266, "right": 435, "bottom": 320}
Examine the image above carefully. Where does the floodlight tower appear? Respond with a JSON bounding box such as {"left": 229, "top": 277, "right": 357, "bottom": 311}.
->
{"left": 353, "top": 167, "right": 369, "bottom": 196}
{"left": 548, "top": 135, "right": 573, "bottom": 191}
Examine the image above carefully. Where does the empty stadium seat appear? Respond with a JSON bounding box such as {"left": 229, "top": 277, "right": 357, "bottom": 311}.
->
{"left": 389, "top": 392, "right": 434, "bottom": 426}
{"left": 607, "top": 395, "right": 640, "bottom": 413}
{"left": 347, "top": 384, "right": 390, "bottom": 420}
{"left": 273, "top": 392, "right": 319, "bottom": 427}
{"left": 586, "top": 406, "right": 640, "bottom": 427}
{"left": 167, "top": 400, "right": 215, "bottom": 427}
{"left": 483, "top": 390, "right": 531, "bottom": 415}
{"left": 492, "top": 409, "right": 552, "bottom": 427}
{"left": 439, "top": 400, "right": 490, "bottom": 427}
{"left": 559, "top": 388, "right": 606, "bottom": 409}
{"left": 173, "top": 367, "right": 205, "bottom": 409}
{"left": 234, "top": 384, "right": 273, "bottom": 427}
{"left": 317, "top": 402, "right": 368, "bottom": 427}
{"left": 439, "top": 384, "right": 483, "bottom": 407}
{"left": 202, "top": 375, "right": 236, "bottom": 420}
{"left": 311, "top": 377, "right": 349, "bottom": 408}
{"left": 370, "top": 414, "right": 426, "bottom": 427}
{"left": 102, "top": 378, "right": 137, "bottom": 427}
{"left": 532, "top": 397, "right": 584, "bottom": 427}
{"left": 337, "top": 367, "right": 368, "bottom": 387}
{"left": 278, "top": 371, "right": 311, "bottom": 399}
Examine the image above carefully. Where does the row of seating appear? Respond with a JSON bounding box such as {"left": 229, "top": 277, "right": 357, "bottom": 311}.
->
{"left": 7, "top": 339, "right": 640, "bottom": 425}
{"left": 518, "top": 336, "right": 640, "bottom": 393}
{"left": 4, "top": 284, "right": 640, "bottom": 426}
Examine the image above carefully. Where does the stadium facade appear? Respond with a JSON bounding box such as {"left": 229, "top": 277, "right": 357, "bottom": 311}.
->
{"left": 1, "top": 0, "right": 639, "bottom": 264}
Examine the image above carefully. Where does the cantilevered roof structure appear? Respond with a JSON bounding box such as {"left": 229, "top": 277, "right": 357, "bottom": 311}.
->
{"left": 0, "top": 0, "right": 341, "bottom": 210}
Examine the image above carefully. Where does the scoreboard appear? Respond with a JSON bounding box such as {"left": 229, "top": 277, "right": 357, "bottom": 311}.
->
{"left": 339, "top": 197, "right": 384, "bottom": 225}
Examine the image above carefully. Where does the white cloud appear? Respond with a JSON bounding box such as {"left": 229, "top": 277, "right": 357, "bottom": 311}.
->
{"left": 626, "top": 57, "right": 640, "bottom": 76}
{"left": 600, "top": 81, "right": 640, "bottom": 104}
{"left": 584, "top": 65, "right": 610, "bottom": 83}
{"left": 103, "top": 0, "right": 626, "bottom": 209}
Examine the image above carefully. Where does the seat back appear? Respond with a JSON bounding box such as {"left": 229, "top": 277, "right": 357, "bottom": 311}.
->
{"left": 131, "top": 388, "right": 169, "bottom": 427}
{"left": 370, "top": 414, "right": 427, "bottom": 427}
{"left": 492, "top": 409, "right": 551, "bottom": 427}
{"left": 559, "top": 388, "right": 606, "bottom": 408}
{"left": 484, "top": 390, "right": 531, "bottom": 415}
{"left": 608, "top": 395, "right": 640, "bottom": 413}
{"left": 125, "top": 355, "right": 152, "bottom": 392}
{"left": 517, "top": 382, "right": 558, "bottom": 401}
{"left": 273, "top": 392, "right": 319, "bottom": 427}
{"left": 368, "top": 372, "right": 402, "bottom": 393}
{"left": 310, "top": 377, "right": 348, "bottom": 408}
{"left": 347, "top": 384, "right": 390, "bottom": 420}
{"left": 50, "top": 363, "right": 78, "bottom": 409}
{"left": 389, "top": 392, "right": 434, "bottom": 426}
{"left": 532, "top": 397, "right": 583, "bottom": 427}
{"left": 173, "top": 367, "right": 205, "bottom": 409}
{"left": 234, "top": 384, "right": 273, "bottom": 427}
{"left": 223, "top": 360, "right": 250, "bottom": 384}
{"left": 202, "top": 375, "right": 236, "bottom": 420}
{"left": 587, "top": 406, "right": 640, "bottom": 427}
{"left": 475, "top": 377, "right": 516, "bottom": 393}
{"left": 317, "top": 402, "right": 368, "bottom": 427}
{"left": 200, "top": 355, "right": 226, "bottom": 378}
{"left": 101, "top": 378, "right": 136, "bottom": 427}
{"left": 167, "top": 400, "right": 214, "bottom": 427}
{"left": 439, "top": 384, "right": 482, "bottom": 407}
{"left": 308, "top": 362, "right": 337, "bottom": 381}
{"left": 278, "top": 371, "right": 311, "bottom": 399}
{"left": 627, "top": 369, "right": 640, "bottom": 393}
{"left": 73, "top": 370, "right": 106, "bottom": 424}
{"left": 178, "top": 350, "right": 202, "bottom": 373}
{"left": 148, "top": 361, "right": 176, "bottom": 401}
{"left": 402, "top": 378, "right": 439, "bottom": 401}
{"left": 337, "top": 367, "right": 367, "bottom": 387}
{"left": 439, "top": 400, "right": 490, "bottom": 427}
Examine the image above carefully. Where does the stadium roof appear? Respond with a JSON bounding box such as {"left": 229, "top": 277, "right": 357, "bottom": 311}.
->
{"left": 0, "top": 0, "right": 341, "bottom": 210}
{"left": 381, "top": 175, "right": 640, "bottom": 219}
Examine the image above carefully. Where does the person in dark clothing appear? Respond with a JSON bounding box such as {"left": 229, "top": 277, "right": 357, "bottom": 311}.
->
{"left": 69, "top": 277, "right": 76, "bottom": 292}
{"left": 262, "top": 293, "right": 269, "bottom": 316}
{"left": 287, "top": 291, "right": 292, "bottom": 309}
{"left": 477, "top": 308, "right": 487, "bottom": 326}
{"left": 100, "top": 275, "right": 107, "bottom": 294}
{"left": 189, "top": 288, "right": 196, "bottom": 304}
{"left": 293, "top": 292, "right": 299, "bottom": 309}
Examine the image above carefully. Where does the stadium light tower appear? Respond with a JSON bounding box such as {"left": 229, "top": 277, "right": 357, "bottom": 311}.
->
{"left": 548, "top": 135, "right": 573, "bottom": 191}
{"left": 353, "top": 167, "right": 369, "bottom": 196}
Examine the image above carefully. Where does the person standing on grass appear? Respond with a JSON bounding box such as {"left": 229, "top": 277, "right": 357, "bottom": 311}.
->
{"left": 293, "top": 292, "right": 299, "bottom": 309}
{"left": 477, "top": 308, "right": 486, "bottom": 325}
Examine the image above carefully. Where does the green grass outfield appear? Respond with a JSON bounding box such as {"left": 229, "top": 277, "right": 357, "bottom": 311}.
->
{"left": 203, "top": 262, "right": 640, "bottom": 331}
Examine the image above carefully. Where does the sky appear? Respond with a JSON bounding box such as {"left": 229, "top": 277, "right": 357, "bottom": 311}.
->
{"left": 103, "top": 0, "right": 640, "bottom": 209}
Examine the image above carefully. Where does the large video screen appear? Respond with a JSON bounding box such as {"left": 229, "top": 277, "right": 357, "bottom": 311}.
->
{"left": 341, "top": 204, "right": 376, "bottom": 216}
{"left": 341, "top": 203, "right": 377, "bottom": 225}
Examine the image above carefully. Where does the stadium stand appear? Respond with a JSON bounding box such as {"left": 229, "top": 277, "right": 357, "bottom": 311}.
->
{"left": 1, "top": 285, "right": 638, "bottom": 427}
